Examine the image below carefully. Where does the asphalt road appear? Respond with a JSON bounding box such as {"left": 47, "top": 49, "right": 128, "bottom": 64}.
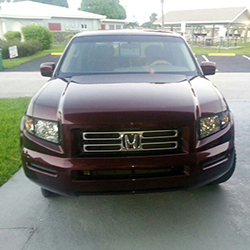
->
{"left": 196, "top": 55, "right": 250, "bottom": 73}
{"left": 4, "top": 55, "right": 60, "bottom": 72}
{"left": 0, "top": 57, "right": 250, "bottom": 249}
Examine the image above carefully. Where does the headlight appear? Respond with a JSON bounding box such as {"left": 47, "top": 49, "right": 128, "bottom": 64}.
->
{"left": 199, "top": 111, "right": 230, "bottom": 139}
{"left": 24, "top": 116, "right": 59, "bottom": 143}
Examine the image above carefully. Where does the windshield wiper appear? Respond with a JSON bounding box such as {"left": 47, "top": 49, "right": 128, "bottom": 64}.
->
{"left": 56, "top": 76, "right": 72, "bottom": 83}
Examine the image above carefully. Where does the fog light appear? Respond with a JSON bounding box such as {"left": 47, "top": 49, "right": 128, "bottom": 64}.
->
{"left": 83, "top": 170, "right": 91, "bottom": 176}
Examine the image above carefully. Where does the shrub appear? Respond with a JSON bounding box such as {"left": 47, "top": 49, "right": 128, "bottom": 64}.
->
{"left": 22, "top": 25, "right": 52, "bottom": 50}
{"left": 0, "top": 40, "right": 42, "bottom": 59}
{"left": 17, "top": 41, "right": 42, "bottom": 57}
{"left": 52, "top": 32, "right": 77, "bottom": 44}
{"left": 66, "top": 34, "right": 75, "bottom": 42}
{"left": 4, "top": 31, "right": 22, "bottom": 42}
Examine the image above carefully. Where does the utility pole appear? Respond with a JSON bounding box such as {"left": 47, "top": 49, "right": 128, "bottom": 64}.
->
{"left": 161, "top": 0, "right": 164, "bottom": 29}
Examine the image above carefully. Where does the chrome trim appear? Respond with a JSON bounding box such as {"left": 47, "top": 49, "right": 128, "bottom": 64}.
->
{"left": 82, "top": 130, "right": 178, "bottom": 153}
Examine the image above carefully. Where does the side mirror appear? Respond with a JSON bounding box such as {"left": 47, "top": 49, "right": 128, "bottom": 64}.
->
{"left": 40, "top": 62, "right": 56, "bottom": 77}
{"left": 200, "top": 61, "right": 216, "bottom": 76}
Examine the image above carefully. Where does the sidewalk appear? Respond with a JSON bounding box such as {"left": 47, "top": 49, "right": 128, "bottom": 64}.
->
{"left": 0, "top": 170, "right": 50, "bottom": 250}
{"left": 0, "top": 72, "right": 46, "bottom": 98}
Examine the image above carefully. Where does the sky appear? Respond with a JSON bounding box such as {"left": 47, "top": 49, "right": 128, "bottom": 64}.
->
{"left": 69, "top": 0, "right": 250, "bottom": 24}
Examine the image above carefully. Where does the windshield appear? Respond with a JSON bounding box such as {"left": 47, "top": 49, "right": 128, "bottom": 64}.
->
{"left": 58, "top": 34, "right": 198, "bottom": 78}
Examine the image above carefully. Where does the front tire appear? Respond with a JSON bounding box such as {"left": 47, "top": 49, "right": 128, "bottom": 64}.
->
{"left": 41, "top": 188, "right": 56, "bottom": 198}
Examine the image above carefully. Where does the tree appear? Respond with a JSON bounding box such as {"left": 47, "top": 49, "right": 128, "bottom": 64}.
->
{"left": 149, "top": 13, "right": 158, "bottom": 23}
{"left": 80, "top": 0, "right": 126, "bottom": 20}
{"left": 13, "top": 0, "right": 68, "bottom": 8}
{"left": 124, "top": 22, "right": 139, "bottom": 29}
{"left": 141, "top": 13, "right": 158, "bottom": 29}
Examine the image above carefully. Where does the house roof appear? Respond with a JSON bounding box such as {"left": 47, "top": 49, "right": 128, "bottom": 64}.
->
{"left": 0, "top": 1, "right": 106, "bottom": 20}
{"left": 154, "top": 6, "right": 250, "bottom": 25}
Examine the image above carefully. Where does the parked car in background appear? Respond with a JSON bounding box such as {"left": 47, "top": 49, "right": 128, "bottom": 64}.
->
{"left": 20, "top": 30, "right": 236, "bottom": 197}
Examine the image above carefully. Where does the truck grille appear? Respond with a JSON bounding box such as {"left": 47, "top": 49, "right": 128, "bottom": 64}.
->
{"left": 82, "top": 129, "right": 179, "bottom": 154}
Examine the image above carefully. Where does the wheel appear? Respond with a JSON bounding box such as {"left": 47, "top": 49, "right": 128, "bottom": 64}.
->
{"left": 41, "top": 188, "right": 55, "bottom": 198}
{"left": 207, "top": 150, "right": 236, "bottom": 186}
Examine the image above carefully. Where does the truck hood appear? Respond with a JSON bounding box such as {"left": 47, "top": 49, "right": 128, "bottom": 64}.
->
{"left": 31, "top": 77, "right": 225, "bottom": 126}
{"left": 61, "top": 80, "right": 196, "bottom": 125}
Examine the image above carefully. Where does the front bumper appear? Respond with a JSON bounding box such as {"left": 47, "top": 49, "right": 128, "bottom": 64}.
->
{"left": 21, "top": 142, "right": 235, "bottom": 196}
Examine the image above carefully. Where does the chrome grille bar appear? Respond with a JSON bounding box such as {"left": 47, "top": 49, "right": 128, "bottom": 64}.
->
{"left": 82, "top": 129, "right": 179, "bottom": 153}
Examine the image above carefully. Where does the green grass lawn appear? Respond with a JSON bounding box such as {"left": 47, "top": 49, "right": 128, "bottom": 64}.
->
{"left": 0, "top": 97, "right": 30, "bottom": 187}
{"left": 3, "top": 44, "right": 66, "bottom": 69}
{"left": 191, "top": 44, "right": 250, "bottom": 55}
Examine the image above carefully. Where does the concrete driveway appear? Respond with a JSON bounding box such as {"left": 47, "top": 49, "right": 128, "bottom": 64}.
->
{"left": 0, "top": 61, "right": 250, "bottom": 249}
{"left": 0, "top": 55, "right": 60, "bottom": 98}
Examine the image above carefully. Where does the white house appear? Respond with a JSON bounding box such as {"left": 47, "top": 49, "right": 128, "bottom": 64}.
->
{"left": 154, "top": 7, "right": 250, "bottom": 44}
{"left": 101, "top": 19, "right": 126, "bottom": 30}
{"left": 0, "top": 1, "right": 126, "bottom": 39}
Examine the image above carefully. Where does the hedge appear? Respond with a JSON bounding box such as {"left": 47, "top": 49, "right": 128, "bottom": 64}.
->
{"left": 4, "top": 31, "right": 22, "bottom": 42}
{"left": 0, "top": 40, "right": 42, "bottom": 59}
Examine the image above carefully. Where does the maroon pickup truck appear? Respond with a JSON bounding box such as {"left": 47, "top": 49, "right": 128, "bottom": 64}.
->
{"left": 20, "top": 30, "right": 236, "bottom": 197}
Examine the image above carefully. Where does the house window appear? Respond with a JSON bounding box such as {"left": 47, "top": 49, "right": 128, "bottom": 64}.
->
{"left": 12, "top": 21, "right": 22, "bottom": 32}
{"left": 81, "top": 24, "right": 87, "bottom": 30}
{"left": 109, "top": 25, "right": 115, "bottom": 30}
{"left": 116, "top": 25, "right": 121, "bottom": 30}
{"left": 70, "top": 21, "right": 79, "bottom": 31}
{"left": 48, "top": 23, "right": 61, "bottom": 31}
